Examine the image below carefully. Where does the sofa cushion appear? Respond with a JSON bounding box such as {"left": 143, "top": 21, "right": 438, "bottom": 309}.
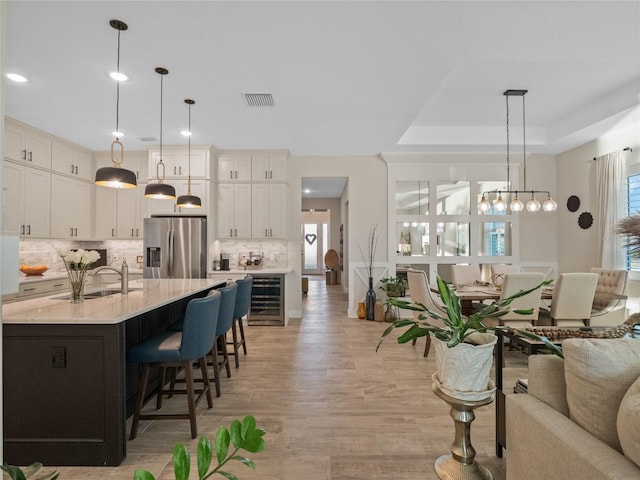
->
{"left": 563, "top": 338, "right": 640, "bottom": 451}
{"left": 617, "top": 375, "right": 640, "bottom": 467}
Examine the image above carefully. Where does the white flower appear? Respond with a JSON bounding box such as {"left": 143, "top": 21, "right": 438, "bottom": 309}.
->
{"left": 60, "top": 249, "right": 101, "bottom": 270}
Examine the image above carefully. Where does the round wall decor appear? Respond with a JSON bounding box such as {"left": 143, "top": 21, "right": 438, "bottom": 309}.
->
{"left": 567, "top": 195, "right": 580, "bottom": 212}
{"left": 578, "top": 212, "right": 593, "bottom": 229}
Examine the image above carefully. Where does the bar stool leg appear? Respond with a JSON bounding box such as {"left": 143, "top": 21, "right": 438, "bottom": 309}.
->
{"left": 238, "top": 318, "right": 247, "bottom": 355}
{"left": 198, "top": 357, "right": 213, "bottom": 408}
{"left": 210, "top": 342, "right": 221, "bottom": 397}
{"left": 130, "top": 364, "right": 150, "bottom": 440}
{"left": 183, "top": 361, "right": 198, "bottom": 439}
{"left": 231, "top": 321, "right": 240, "bottom": 368}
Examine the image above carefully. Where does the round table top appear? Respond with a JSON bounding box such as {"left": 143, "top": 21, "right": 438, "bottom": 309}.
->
{"left": 324, "top": 249, "right": 339, "bottom": 269}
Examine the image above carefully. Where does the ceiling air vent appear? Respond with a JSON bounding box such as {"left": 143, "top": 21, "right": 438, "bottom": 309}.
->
{"left": 138, "top": 137, "right": 157, "bottom": 142}
{"left": 244, "top": 93, "right": 274, "bottom": 107}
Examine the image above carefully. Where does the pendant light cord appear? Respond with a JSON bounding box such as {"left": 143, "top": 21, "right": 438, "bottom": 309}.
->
{"left": 115, "top": 28, "right": 121, "bottom": 138}
{"left": 187, "top": 102, "right": 192, "bottom": 194}
{"left": 505, "top": 93, "right": 510, "bottom": 191}
{"left": 522, "top": 94, "right": 527, "bottom": 192}
{"left": 159, "top": 72, "right": 164, "bottom": 180}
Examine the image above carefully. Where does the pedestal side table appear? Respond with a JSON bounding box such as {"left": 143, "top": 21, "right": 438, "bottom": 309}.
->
{"left": 432, "top": 383, "right": 494, "bottom": 480}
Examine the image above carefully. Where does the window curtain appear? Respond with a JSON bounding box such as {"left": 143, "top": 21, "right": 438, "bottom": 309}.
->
{"left": 595, "top": 151, "right": 625, "bottom": 269}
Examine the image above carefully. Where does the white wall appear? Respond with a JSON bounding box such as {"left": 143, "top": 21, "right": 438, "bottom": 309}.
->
{"left": 287, "top": 155, "right": 387, "bottom": 317}
{"left": 556, "top": 124, "right": 640, "bottom": 273}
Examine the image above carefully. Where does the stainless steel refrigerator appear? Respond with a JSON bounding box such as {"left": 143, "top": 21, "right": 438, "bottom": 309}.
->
{"left": 143, "top": 216, "right": 207, "bottom": 279}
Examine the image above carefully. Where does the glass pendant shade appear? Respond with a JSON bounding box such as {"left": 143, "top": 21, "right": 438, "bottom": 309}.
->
{"left": 510, "top": 194, "right": 524, "bottom": 212}
{"left": 543, "top": 195, "right": 558, "bottom": 212}
{"left": 144, "top": 182, "right": 176, "bottom": 199}
{"left": 493, "top": 193, "right": 506, "bottom": 212}
{"left": 526, "top": 194, "right": 541, "bottom": 212}
{"left": 478, "top": 194, "right": 490, "bottom": 213}
{"left": 176, "top": 194, "right": 202, "bottom": 208}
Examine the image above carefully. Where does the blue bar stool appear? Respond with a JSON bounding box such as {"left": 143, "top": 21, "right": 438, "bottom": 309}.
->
{"left": 128, "top": 291, "right": 221, "bottom": 440}
{"left": 209, "top": 283, "right": 237, "bottom": 397}
{"left": 228, "top": 276, "right": 253, "bottom": 368}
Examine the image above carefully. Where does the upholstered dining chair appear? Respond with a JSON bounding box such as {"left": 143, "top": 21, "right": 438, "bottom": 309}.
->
{"left": 492, "top": 272, "right": 545, "bottom": 327}
{"left": 451, "top": 264, "right": 482, "bottom": 287}
{"left": 489, "top": 264, "right": 522, "bottom": 289}
{"left": 589, "top": 268, "right": 628, "bottom": 326}
{"left": 406, "top": 268, "right": 446, "bottom": 357}
{"left": 128, "top": 291, "right": 221, "bottom": 440}
{"left": 547, "top": 272, "right": 599, "bottom": 327}
{"left": 209, "top": 283, "right": 237, "bottom": 397}
{"left": 228, "top": 275, "right": 253, "bottom": 368}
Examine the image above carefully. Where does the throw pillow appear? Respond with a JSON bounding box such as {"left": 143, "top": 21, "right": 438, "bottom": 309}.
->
{"left": 564, "top": 338, "right": 640, "bottom": 451}
{"left": 617, "top": 375, "right": 640, "bottom": 467}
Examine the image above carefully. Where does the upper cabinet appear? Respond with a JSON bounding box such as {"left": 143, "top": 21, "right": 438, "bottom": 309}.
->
{"left": 148, "top": 146, "right": 212, "bottom": 180}
{"left": 2, "top": 160, "right": 51, "bottom": 237}
{"left": 4, "top": 119, "right": 52, "bottom": 170}
{"left": 251, "top": 154, "right": 287, "bottom": 182}
{"left": 50, "top": 174, "right": 93, "bottom": 239}
{"left": 218, "top": 154, "right": 251, "bottom": 182}
{"left": 52, "top": 140, "right": 94, "bottom": 181}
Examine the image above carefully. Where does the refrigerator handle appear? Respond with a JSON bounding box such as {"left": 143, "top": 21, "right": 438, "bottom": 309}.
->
{"left": 168, "top": 229, "right": 174, "bottom": 277}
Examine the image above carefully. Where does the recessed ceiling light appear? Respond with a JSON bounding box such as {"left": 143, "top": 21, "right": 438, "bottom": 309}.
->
{"left": 181, "top": 130, "right": 192, "bottom": 137}
{"left": 109, "top": 71, "right": 128, "bottom": 81}
{"left": 7, "top": 73, "right": 28, "bottom": 83}
{"left": 304, "top": 189, "right": 311, "bottom": 194}
{"left": 112, "top": 130, "right": 124, "bottom": 137}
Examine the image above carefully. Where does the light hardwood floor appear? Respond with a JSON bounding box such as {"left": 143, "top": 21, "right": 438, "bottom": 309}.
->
{"left": 47, "top": 276, "right": 528, "bottom": 479}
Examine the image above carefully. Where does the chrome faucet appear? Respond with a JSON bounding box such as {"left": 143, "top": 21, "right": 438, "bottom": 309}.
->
{"left": 91, "top": 258, "right": 129, "bottom": 294}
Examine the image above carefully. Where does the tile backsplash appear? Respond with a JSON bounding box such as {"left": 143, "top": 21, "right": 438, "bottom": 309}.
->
{"left": 20, "top": 239, "right": 143, "bottom": 271}
{"left": 215, "top": 239, "right": 290, "bottom": 270}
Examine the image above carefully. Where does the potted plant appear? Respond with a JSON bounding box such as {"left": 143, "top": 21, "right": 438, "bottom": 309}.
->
{"left": 377, "top": 276, "right": 549, "bottom": 399}
{"left": 1, "top": 463, "right": 58, "bottom": 480}
{"left": 133, "top": 415, "right": 266, "bottom": 480}
{"left": 378, "top": 276, "right": 407, "bottom": 322}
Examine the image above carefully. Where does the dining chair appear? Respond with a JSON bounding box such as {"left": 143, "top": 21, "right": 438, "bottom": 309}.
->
{"left": 489, "top": 264, "right": 522, "bottom": 289}
{"left": 406, "top": 268, "right": 446, "bottom": 357}
{"left": 548, "top": 273, "right": 599, "bottom": 327}
{"left": 492, "top": 272, "right": 545, "bottom": 327}
{"left": 589, "top": 268, "right": 628, "bottom": 326}
{"left": 228, "top": 275, "right": 253, "bottom": 367}
{"left": 451, "top": 264, "right": 482, "bottom": 287}
{"left": 128, "top": 291, "right": 221, "bottom": 440}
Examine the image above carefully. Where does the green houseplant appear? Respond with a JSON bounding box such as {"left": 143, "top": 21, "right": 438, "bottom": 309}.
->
{"left": 0, "top": 463, "right": 59, "bottom": 480}
{"left": 378, "top": 275, "right": 549, "bottom": 398}
{"left": 133, "top": 415, "right": 266, "bottom": 480}
{"left": 378, "top": 276, "right": 407, "bottom": 322}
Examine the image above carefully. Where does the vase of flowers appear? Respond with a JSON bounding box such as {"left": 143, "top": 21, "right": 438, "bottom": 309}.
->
{"left": 359, "top": 225, "right": 379, "bottom": 321}
{"left": 60, "top": 249, "right": 101, "bottom": 303}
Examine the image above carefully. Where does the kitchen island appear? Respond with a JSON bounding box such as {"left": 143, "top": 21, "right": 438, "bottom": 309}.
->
{"left": 2, "top": 278, "right": 225, "bottom": 467}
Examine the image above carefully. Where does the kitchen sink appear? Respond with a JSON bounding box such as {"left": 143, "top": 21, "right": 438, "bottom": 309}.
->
{"left": 54, "top": 288, "right": 141, "bottom": 300}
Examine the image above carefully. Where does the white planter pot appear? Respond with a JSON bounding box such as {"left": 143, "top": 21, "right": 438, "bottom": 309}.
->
{"left": 433, "top": 332, "right": 498, "bottom": 401}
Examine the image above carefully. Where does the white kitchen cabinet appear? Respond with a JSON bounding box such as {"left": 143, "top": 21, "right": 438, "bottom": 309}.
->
{"left": 117, "top": 187, "right": 145, "bottom": 239}
{"left": 52, "top": 140, "right": 94, "bottom": 181}
{"left": 251, "top": 154, "right": 287, "bottom": 182}
{"left": 147, "top": 180, "right": 209, "bottom": 216}
{"left": 50, "top": 174, "right": 92, "bottom": 239}
{"left": 251, "top": 183, "right": 287, "bottom": 239}
{"left": 148, "top": 146, "right": 211, "bottom": 180}
{"left": 3, "top": 120, "right": 52, "bottom": 170}
{"left": 217, "top": 183, "right": 251, "bottom": 238}
{"left": 2, "top": 160, "right": 51, "bottom": 237}
{"left": 217, "top": 155, "right": 252, "bottom": 182}
{"left": 94, "top": 184, "right": 117, "bottom": 239}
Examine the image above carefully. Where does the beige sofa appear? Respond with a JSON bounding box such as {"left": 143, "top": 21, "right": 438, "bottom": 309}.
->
{"left": 506, "top": 338, "right": 640, "bottom": 480}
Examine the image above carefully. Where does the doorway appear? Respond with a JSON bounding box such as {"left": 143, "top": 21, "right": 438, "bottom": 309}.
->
{"left": 302, "top": 210, "right": 330, "bottom": 275}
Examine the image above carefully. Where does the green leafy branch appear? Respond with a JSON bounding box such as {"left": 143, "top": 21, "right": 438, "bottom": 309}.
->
{"left": 1, "top": 463, "right": 59, "bottom": 480}
{"left": 133, "top": 415, "right": 266, "bottom": 480}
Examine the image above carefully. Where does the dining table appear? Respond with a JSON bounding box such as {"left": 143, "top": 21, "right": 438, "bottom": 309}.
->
{"left": 431, "top": 283, "right": 555, "bottom": 315}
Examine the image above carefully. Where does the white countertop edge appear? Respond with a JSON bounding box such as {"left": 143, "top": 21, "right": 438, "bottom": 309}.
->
{"left": 2, "top": 278, "right": 226, "bottom": 325}
{"left": 208, "top": 268, "right": 292, "bottom": 275}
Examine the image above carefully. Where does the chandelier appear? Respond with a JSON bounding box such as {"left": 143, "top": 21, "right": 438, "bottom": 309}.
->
{"left": 478, "top": 90, "right": 557, "bottom": 214}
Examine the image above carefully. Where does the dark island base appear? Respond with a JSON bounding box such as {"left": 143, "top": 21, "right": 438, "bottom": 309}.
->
{"left": 3, "top": 285, "right": 221, "bottom": 466}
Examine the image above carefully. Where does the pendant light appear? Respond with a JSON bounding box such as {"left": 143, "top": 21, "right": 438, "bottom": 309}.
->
{"left": 176, "top": 99, "right": 202, "bottom": 208}
{"left": 95, "top": 19, "right": 137, "bottom": 189}
{"left": 478, "top": 90, "right": 557, "bottom": 213}
{"left": 145, "top": 68, "right": 176, "bottom": 199}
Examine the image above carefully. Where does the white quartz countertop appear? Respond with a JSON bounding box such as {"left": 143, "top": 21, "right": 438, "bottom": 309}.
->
{"left": 18, "top": 268, "right": 144, "bottom": 284}
{"left": 2, "top": 278, "right": 224, "bottom": 325}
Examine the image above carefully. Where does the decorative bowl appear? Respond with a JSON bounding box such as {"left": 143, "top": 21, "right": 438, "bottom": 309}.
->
{"left": 20, "top": 264, "right": 48, "bottom": 276}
